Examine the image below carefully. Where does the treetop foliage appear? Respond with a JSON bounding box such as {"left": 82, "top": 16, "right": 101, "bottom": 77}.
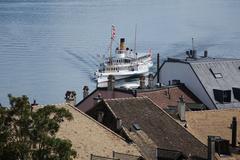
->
{"left": 0, "top": 94, "right": 77, "bottom": 160}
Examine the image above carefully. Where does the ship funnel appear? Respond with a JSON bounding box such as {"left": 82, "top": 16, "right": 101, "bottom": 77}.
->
{"left": 120, "top": 38, "right": 126, "bottom": 50}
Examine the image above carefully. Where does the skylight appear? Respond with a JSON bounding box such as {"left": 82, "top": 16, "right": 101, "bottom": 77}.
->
{"left": 214, "top": 73, "right": 223, "bottom": 78}
{"left": 132, "top": 123, "right": 141, "bottom": 131}
{"left": 209, "top": 68, "right": 223, "bottom": 79}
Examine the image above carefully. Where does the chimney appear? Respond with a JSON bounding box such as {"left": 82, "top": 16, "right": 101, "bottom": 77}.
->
{"left": 108, "top": 75, "right": 115, "bottom": 90}
{"left": 120, "top": 38, "right": 126, "bottom": 51}
{"left": 204, "top": 50, "right": 208, "bottom": 58}
{"left": 178, "top": 96, "right": 186, "bottom": 121}
{"left": 65, "top": 91, "right": 76, "bottom": 106}
{"left": 208, "top": 136, "right": 216, "bottom": 160}
{"left": 116, "top": 118, "right": 122, "bottom": 130}
{"left": 83, "top": 85, "right": 89, "bottom": 99}
{"left": 139, "top": 75, "right": 145, "bottom": 89}
{"left": 186, "top": 50, "right": 190, "bottom": 57}
{"left": 231, "top": 117, "right": 237, "bottom": 147}
{"left": 93, "top": 93, "right": 102, "bottom": 105}
{"left": 190, "top": 50, "right": 193, "bottom": 57}
{"left": 97, "top": 111, "right": 104, "bottom": 123}
{"left": 167, "top": 87, "right": 171, "bottom": 99}
{"left": 157, "top": 53, "right": 160, "bottom": 84}
{"left": 192, "top": 50, "right": 197, "bottom": 59}
{"left": 148, "top": 74, "right": 154, "bottom": 88}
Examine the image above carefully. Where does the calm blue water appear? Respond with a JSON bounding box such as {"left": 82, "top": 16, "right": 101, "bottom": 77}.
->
{"left": 0, "top": 0, "right": 240, "bottom": 105}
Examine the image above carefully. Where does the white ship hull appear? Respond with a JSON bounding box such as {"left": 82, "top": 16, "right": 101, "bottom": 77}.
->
{"left": 96, "top": 68, "right": 150, "bottom": 84}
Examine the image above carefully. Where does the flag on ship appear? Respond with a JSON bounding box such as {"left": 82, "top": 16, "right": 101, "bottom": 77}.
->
{"left": 111, "top": 25, "right": 116, "bottom": 40}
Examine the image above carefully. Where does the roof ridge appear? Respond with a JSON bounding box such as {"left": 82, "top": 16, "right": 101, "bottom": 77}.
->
{"left": 187, "top": 108, "right": 240, "bottom": 113}
{"left": 136, "top": 85, "right": 181, "bottom": 93}
{"left": 104, "top": 96, "right": 147, "bottom": 101}
{"left": 104, "top": 100, "right": 118, "bottom": 119}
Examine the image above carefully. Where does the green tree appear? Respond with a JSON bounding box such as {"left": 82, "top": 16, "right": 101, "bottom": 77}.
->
{"left": 0, "top": 95, "right": 77, "bottom": 160}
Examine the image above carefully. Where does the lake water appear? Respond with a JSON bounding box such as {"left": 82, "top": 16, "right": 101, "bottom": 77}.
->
{"left": 0, "top": 0, "right": 240, "bottom": 106}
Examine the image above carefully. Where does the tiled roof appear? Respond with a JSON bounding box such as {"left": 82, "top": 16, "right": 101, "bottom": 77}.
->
{"left": 76, "top": 88, "right": 134, "bottom": 112}
{"left": 138, "top": 85, "right": 201, "bottom": 109}
{"left": 77, "top": 84, "right": 202, "bottom": 113}
{"left": 55, "top": 104, "right": 141, "bottom": 160}
{"left": 186, "top": 109, "right": 240, "bottom": 145}
{"left": 104, "top": 97, "right": 207, "bottom": 159}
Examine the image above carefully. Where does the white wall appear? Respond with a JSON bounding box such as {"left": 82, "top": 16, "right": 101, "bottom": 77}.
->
{"left": 160, "top": 62, "right": 216, "bottom": 109}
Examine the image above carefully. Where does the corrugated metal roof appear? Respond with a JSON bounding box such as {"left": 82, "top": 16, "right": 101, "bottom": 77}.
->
{"left": 190, "top": 59, "right": 240, "bottom": 109}
{"left": 166, "top": 56, "right": 240, "bottom": 109}
{"left": 188, "top": 57, "right": 240, "bottom": 64}
{"left": 167, "top": 56, "right": 240, "bottom": 64}
{"left": 172, "top": 57, "right": 240, "bottom": 109}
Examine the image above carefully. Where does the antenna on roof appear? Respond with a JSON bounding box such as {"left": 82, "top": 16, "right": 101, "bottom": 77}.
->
{"left": 192, "top": 37, "right": 194, "bottom": 51}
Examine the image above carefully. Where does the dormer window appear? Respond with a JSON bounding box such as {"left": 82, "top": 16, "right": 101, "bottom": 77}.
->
{"left": 210, "top": 68, "right": 223, "bottom": 79}
{"left": 232, "top": 88, "right": 240, "bottom": 101}
{"left": 213, "top": 89, "right": 231, "bottom": 103}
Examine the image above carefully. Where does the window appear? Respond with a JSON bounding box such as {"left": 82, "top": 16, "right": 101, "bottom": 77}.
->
{"left": 209, "top": 68, "right": 223, "bottom": 79}
{"left": 213, "top": 89, "right": 231, "bottom": 103}
{"left": 232, "top": 87, "right": 240, "bottom": 101}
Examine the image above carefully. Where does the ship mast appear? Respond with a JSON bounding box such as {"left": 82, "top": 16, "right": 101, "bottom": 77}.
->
{"left": 109, "top": 25, "right": 116, "bottom": 65}
{"left": 109, "top": 37, "right": 113, "bottom": 64}
{"left": 134, "top": 24, "right": 137, "bottom": 54}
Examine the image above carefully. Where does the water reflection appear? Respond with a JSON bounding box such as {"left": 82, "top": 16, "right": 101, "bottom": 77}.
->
{"left": 0, "top": 0, "right": 240, "bottom": 105}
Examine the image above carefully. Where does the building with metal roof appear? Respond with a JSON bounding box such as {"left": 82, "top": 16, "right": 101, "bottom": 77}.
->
{"left": 158, "top": 51, "right": 240, "bottom": 109}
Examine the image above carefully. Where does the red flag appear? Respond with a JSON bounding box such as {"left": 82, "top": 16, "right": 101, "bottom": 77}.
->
{"left": 111, "top": 25, "right": 116, "bottom": 40}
